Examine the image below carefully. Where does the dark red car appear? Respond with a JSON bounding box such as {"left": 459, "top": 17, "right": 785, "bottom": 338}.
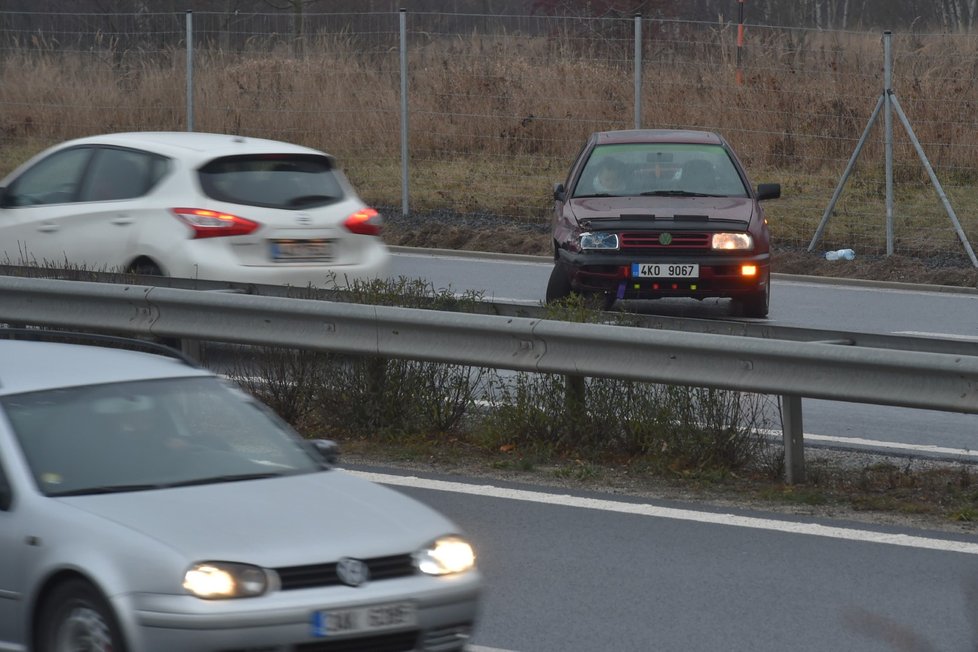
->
{"left": 547, "top": 129, "right": 780, "bottom": 317}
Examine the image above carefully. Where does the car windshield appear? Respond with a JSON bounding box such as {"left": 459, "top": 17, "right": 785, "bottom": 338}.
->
{"left": 198, "top": 154, "right": 345, "bottom": 209}
{"left": 1, "top": 377, "right": 323, "bottom": 497}
{"left": 573, "top": 143, "right": 748, "bottom": 199}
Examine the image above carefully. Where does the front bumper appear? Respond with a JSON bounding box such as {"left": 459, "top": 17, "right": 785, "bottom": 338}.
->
{"left": 116, "top": 571, "right": 481, "bottom": 652}
{"left": 557, "top": 249, "right": 770, "bottom": 300}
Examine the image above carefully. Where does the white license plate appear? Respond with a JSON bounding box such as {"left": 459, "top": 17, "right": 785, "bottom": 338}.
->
{"left": 310, "top": 602, "right": 417, "bottom": 637}
{"left": 632, "top": 263, "right": 699, "bottom": 278}
{"left": 271, "top": 239, "right": 333, "bottom": 262}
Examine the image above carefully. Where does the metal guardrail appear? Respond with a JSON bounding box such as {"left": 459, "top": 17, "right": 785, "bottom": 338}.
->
{"left": 1, "top": 275, "right": 976, "bottom": 484}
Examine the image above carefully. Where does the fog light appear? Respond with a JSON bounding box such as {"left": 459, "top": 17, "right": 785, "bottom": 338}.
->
{"left": 741, "top": 265, "right": 757, "bottom": 277}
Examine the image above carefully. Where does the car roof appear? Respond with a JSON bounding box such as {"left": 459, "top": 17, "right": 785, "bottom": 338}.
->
{"left": 48, "top": 131, "right": 332, "bottom": 164}
{"left": 592, "top": 129, "right": 725, "bottom": 146}
{"left": 0, "top": 340, "right": 214, "bottom": 396}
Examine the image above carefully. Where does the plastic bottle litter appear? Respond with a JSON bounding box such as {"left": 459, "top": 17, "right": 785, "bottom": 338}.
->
{"left": 824, "top": 248, "right": 855, "bottom": 261}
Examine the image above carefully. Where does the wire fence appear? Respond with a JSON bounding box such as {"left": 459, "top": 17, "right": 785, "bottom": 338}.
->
{"left": 1, "top": 10, "right": 977, "bottom": 266}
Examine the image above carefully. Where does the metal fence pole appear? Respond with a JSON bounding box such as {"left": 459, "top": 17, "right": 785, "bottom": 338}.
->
{"left": 399, "top": 8, "right": 409, "bottom": 217}
{"left": 736, "top": 0, "right": 745, "bottom": 85}
{"left": 185, "top": 10, "right": 194, "bottom": 132}
{"left": 883, "top": 31, "right": 894, "bottom": 256}
{"left": 633, "top": 13, "right": 642, "bottom": 129}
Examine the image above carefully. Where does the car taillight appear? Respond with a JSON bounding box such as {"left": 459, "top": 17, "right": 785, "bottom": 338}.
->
{"left": 344, "top": 208, "right": 383, "bottom": 236}
{"left": 171, "top": 208, "right": 260, "bottom": 239}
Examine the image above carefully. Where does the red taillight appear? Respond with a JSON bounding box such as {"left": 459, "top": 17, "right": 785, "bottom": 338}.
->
{"left": 344, "top": 208, "right": 383, "bottom": 236}
{"left": 171, "top": 208, "right": 260, "bottom": 239}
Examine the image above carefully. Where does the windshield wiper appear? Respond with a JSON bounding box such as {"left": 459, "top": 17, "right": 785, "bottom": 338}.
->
{"left": 51, "top": 483, "right": 167, "bottom": 497}
{"left": 640, "top": 190, "right": 720, "bottom": 197}
{"left": 286, "top": 194, "right": 336, "bottom": 207}
{"left": 164, "top": 472, "right": 287, "bottom": 488}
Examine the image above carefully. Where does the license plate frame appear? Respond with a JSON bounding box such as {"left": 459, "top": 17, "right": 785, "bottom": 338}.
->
{"left": 632, "top": 263, "right": 699, "bottom": 278}
{"left": 310, "top": 601, "right": 417, "bottom": 638}
{"left": 270, "top": 239, "right": 334, "bottom": 262}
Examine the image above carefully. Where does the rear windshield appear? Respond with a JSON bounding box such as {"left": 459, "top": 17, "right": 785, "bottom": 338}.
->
{"left": 198, "top": 154, "right": 345, "bottom": 209}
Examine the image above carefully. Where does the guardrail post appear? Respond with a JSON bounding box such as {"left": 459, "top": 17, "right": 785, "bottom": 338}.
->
{"left": 564, "top": 374, "right": 586, "bottom": 424}
{"left": 781, "top": 394, "right": 805, "bottom": 484}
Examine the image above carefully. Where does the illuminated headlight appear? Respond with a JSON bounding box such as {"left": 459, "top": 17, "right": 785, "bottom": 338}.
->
{"left": 579, "top": 232, "right": 619, "bottom": 250}
{"left": 711, "top": 233, "right": 753, "bottom": 250}
{"left": 415, "top": 536, "right": 476, "bottom": 576}
{"left": 183, "top": 562, "right": 269, "bottom": 599}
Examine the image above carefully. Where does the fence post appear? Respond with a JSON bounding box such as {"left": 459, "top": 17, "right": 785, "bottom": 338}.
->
{"left": 633, "top": 13, "right": 642, "bottom": 129}
{"left": 883, "top": 31, "right": 894, "bottom": 256}
{"left": 736, "top": 0, "right": 745, "bottom": 85}
{"left": 185, "top": 10, "right": 194, "bottom": 132}
{"left": 399, "top": 8, "right": 410, "bottom": 217}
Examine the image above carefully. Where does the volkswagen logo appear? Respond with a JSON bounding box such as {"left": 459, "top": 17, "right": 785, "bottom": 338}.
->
{"left": 659, "top": 232, "right": 673, "bottom": 245}
{"left": 336, "top": 558, "right": 369, "bottom": 587}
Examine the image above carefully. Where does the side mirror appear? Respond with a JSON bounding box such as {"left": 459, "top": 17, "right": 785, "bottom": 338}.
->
{"left": 553, "top": 182, "right": 565, "bottom": 202}
{"left": 756, "top": 183, "right": 781, "bottom": 201}
{"left": 310, "top": 439, "right": 340, "bottom": 465}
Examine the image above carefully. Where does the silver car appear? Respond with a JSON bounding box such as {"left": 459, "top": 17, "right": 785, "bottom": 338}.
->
{"left": 0, "top": 132, "right": 390, "bottom": 287}
{"left": 0, "top": 334, "right": 480, "bottom": 651}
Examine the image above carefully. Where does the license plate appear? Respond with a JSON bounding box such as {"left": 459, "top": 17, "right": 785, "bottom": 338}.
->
{"left": 632, "top": 263, "right": 699, "bottom": 278}
{"left": 310, "top": 602, "right": 417, "bottom": 637}
{"left": 271, "top": 239, "right": 333, "bottom": 262}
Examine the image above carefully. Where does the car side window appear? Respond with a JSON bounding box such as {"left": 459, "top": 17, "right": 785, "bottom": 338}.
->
{"left": 79, "top": 147, "right": 169, "bottom": 202}
{"left": 2, "top": 147, "right": 94, "bottom": 207}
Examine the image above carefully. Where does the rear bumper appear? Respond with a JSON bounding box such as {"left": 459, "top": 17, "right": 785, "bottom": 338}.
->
{"left": 557, "top": 249, "right": 770, "bottom": 300}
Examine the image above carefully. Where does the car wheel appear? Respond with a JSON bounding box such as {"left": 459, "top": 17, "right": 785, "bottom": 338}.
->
{"left": 126, "top": 259, "right": 163, "bottom": 276}
{"left": 734, "top": 282, "right": 770, "bottom": 318}
{"left": 37, "top": 579, "right": 127, "bottom": 652}
{"left": 545, "top": 263, "right": 572, "bottom": 304}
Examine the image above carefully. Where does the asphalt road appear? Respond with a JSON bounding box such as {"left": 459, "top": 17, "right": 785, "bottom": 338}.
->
{"left": 388, "top": 248, "right": 978, "bottom": 460}
{"left": 348, "top": 465, "right": 978, "bottom": 652}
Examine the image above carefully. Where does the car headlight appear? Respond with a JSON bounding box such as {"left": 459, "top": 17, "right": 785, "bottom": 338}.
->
{"left": 579, "top": 232, "right": 619, "bottom": 250}
{"left": 183, "top": 562, "right": 269, "bottom": 599}
{"left": 415, "top": 536, "right": 476, "bottom": 576}
{"left": 711, "top": 232, "right": 753, "bottom": 250}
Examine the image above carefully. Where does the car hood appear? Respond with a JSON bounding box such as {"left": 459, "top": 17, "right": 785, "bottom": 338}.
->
{"left": 568, "top": 196, "right": 755, "bottom": 227}
{"left": 59, "top": 470, "right": 457, "bottom": 566}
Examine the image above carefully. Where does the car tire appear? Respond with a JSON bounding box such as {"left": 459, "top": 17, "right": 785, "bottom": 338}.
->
{"left": 734, "top": 282, "right": 770, "bottom": 318}
{"left": 36, "top": 579, "right": 128, "bottom": 652}
{"left": 545, "top": 263, "right": 572, "bottom": 304}
{"left": 126, "top": 259, "right": 163, "bottom": 276}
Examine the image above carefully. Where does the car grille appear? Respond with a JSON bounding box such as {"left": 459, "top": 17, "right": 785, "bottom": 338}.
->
{"left": 293, "top": 630, "right": 421, "bottom": 652}
{"left": 619, "top": 231, "right": 711, "bottom": 250}
{"left": 275, "top": 554, "right": 416, "bottom": 590}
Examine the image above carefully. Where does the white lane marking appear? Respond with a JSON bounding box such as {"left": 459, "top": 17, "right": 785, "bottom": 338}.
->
{"left": 391, "top": 250, "right": 550, "bottom": 267}
{"left": 350, "top": 471, "right": 978, "bottom": 556}
{"left": 776, "top": 279, "right": 978, "bottom": 297}
{"left": 804, "top": 433, "right": 978, "bottom": 458}
{"left": 470, "top": 647, "right": 518, "bottom": 652}
{"left": 757, "top": 428, "right": 978, "bottom": 459}
{"left": 896, "top": 331, "right": 978, "bottom": 341}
